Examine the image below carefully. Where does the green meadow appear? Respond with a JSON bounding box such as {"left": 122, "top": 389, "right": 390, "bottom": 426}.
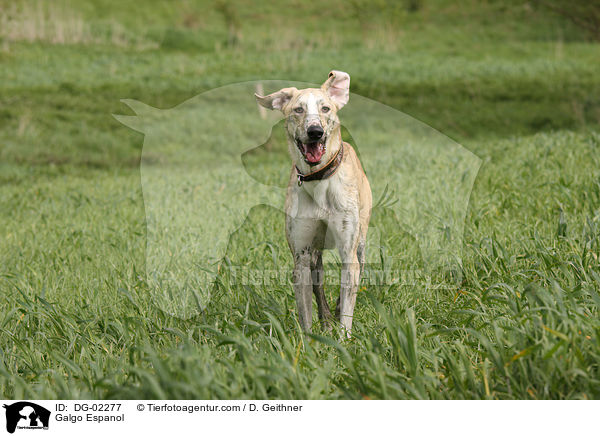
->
{"left": 1, "top": 0, "right": 599, "bottom": 399}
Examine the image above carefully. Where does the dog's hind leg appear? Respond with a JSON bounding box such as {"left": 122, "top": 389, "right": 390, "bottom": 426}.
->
{"left": 357, "top": 237, "right": 366, "bottom": 277}
{"left": 311, "top": 250, "right": 332, "bottom": 332}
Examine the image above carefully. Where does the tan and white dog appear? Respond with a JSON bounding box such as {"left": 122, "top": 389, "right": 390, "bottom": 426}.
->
{"left": 256, "top": 71, "right": 372, "bottom": 335}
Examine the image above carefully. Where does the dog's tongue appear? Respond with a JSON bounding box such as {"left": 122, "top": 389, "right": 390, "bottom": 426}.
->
{"left": 304, "top": 142, "right": 325, "bottom": 163}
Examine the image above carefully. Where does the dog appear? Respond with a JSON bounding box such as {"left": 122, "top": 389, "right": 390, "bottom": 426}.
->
{"left": 255, "top": 71, "right": 372, "bottom": 335}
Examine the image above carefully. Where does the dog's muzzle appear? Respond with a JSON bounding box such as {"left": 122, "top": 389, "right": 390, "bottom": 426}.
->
{"left": 296, "top": 137, "right": 327, "bottom": 165}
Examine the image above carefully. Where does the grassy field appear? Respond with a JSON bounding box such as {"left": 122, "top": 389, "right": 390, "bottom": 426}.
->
{"left": 1, "top": 0, "right": 600, "bottom": 399}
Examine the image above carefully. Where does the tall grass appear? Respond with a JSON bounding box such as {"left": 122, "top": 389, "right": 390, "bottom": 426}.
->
{"left": 0, "top": 130, "right": 598, "bottom": 399}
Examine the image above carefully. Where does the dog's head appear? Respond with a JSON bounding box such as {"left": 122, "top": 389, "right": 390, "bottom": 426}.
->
{"left": 255, "top": 70, "right": 350, "bottom": 166}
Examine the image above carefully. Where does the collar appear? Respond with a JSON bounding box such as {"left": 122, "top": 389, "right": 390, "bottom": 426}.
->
{"left": 295, "top": 141, "right": 344, "bottom": 187}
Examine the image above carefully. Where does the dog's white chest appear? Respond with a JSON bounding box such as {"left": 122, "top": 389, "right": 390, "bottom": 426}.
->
{"left": 302, "top": 179, "right": 330, "bottom": 209}
{"left": 291, "top": 175, "right": 352, "bottom": 221}
{"left": 288, "top": 180, "right": 330, "bottom": 221}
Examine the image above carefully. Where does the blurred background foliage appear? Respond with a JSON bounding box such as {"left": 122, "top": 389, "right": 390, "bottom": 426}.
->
{"left": 1, "top": 0, "right": 599, "bottom": 171}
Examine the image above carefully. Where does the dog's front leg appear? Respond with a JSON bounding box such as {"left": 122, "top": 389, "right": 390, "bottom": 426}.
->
{"left": 338, "top": 251, "right": 360, "bottom": 336}
{"left": 332, "top": 214, "right": 361, "bottom": 337}
{"left": 311, "top": 250, "right": 333, "bottom": 331}
{"left": 292, "top": 248, "right": 314, "bottom": 333}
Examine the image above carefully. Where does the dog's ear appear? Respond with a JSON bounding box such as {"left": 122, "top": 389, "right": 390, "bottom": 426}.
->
{"left": 321, "top": 70, "right": 350, "bottom": 109}
{"left": 255, "top": 87, "right": 297, "bottom": 111}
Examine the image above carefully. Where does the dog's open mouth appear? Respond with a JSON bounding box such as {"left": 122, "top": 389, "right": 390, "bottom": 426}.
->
{"left": 296, "top": 137, "right": 326, "bottom": 165}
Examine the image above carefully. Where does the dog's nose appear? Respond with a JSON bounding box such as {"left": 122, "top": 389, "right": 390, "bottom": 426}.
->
{"left": 307, "top": 125, "right": 324, "bottom": 140}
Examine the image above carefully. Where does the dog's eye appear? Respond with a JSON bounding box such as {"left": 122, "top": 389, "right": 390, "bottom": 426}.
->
{"left": 294, "top": 107, "right": 304, "bottom": 114}
{"left": 321, "top": 106, "right": 330, "bottom": 113}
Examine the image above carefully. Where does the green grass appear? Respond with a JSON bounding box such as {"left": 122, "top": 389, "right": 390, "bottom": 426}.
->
{"left": 1, "top": 0, "right": 599, "bottom": 399}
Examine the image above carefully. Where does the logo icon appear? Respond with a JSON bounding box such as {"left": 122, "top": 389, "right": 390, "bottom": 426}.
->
{"left": 3, "top": 402, "right": 50, "bottom": 433}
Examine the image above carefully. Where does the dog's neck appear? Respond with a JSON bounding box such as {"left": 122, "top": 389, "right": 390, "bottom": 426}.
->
{"left": 292, "top": 130, "right": 342, "bottom": 175}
